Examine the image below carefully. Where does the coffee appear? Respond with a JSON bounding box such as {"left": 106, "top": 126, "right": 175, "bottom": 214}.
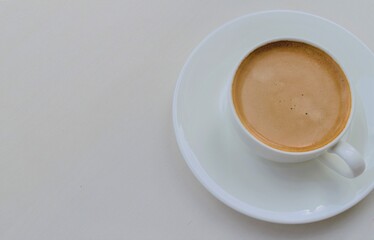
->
{"left": 232, "top": 41, "right": 351, "bottom": 152}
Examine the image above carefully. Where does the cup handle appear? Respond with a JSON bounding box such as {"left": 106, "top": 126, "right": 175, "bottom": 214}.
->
{"left": 321, "top": 141, "right": 365, "bottom": 178}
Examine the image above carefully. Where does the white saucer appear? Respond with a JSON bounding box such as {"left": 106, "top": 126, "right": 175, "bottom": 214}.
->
{"left": 173, "top": 11, "right": 374, "bottom": 224}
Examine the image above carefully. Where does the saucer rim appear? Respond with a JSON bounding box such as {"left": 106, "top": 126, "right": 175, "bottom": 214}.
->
{"left": 173, "top": 10, "right": 374, "bottom": 224}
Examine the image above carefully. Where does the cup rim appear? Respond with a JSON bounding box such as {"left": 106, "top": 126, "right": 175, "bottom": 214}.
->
{"left": 228, "top": 38, "right": 355, "bottom": 156}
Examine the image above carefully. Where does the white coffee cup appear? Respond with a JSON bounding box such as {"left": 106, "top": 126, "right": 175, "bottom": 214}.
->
{"left": 228, "top": 39, "right": 365, "bottom": 178}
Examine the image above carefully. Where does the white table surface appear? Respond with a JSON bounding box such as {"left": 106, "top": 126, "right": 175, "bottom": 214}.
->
{"left": 1, "top": 1, "right": 374, "bottom": 239}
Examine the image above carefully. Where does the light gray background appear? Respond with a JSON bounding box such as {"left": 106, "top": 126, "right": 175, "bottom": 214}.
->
{"left": 1, "top": 1, "right": 374, "bottom": 239}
